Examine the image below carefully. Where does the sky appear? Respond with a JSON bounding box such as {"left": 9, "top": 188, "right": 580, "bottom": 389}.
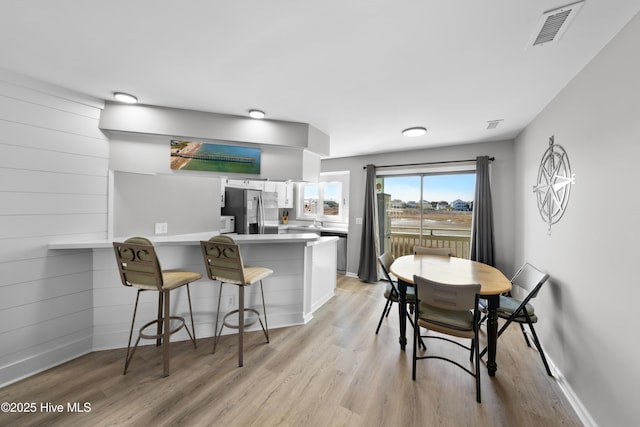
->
{"left": 380, "top": 173, "right": 476, "bottom": 203}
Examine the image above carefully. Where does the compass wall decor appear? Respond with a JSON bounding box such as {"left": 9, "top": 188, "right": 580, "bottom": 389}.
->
{"left": 532, "top": 136, "right": 576, "bottom": 234}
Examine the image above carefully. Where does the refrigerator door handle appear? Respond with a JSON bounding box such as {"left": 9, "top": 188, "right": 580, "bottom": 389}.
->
{"left": 258, "top": 192, "right": 265, "bottom": 234}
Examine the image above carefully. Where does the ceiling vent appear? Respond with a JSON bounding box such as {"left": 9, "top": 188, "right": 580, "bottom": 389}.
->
{"left": 487, "top": 120, "right": 503, "bottom": 130}
{"left": 529, "top": 1, "right": 584, "bottom": 47}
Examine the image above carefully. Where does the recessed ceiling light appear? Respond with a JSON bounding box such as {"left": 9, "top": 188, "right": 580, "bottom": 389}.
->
{"left": 113, "top": 92, "right": 138, "bottom": 104}
{"left": 249, "top": 109, "right": 265, "bottom": 119}
{"left": 402, "top": 127, "right": 427, "bottom": 137}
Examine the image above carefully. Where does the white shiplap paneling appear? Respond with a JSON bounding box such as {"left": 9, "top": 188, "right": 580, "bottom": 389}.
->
{"left": 0, "top": 70, "right": 107, "bottom": 387}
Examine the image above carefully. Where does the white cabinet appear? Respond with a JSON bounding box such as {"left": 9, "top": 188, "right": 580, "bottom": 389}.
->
{"left": 223, "top": 179, "right": 293, "bottom": 208}
{"left": 226, "top": 178, "right": 263, "bottom": 189}
{"left": 275, "top": 182, "right": 294, "bottom": 208}
{"left": 263, "top": 181, "right": 277, "bottom": 193}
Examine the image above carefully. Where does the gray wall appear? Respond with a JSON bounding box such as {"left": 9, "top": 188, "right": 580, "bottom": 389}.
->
{"left": 322, "top": 139, "right": 516, "bottom": 277}
{"left": 0, "top": 69, "right": 107, "bottom": 385}
{"left": 513, "top": 11, "right": 640, "bottom": 427}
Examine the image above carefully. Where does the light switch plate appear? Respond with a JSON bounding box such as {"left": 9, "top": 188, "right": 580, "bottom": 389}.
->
{"left": 355, "top": 217, "right": 363, "bottom": 225}
{"left": 154, "top": 222, "right": 168, "bottom": 234}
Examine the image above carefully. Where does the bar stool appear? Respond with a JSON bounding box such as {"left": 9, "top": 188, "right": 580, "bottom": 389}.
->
{"left": 200, "top": 235, "right": 272, "bottom": 367}
{"left": 113, "top": 237, "right": 201, "bottom": 376}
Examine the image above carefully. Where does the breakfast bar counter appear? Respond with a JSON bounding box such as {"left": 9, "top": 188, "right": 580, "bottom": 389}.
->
{"left": 49, "top": 232, "right": 337, "bottom": 351}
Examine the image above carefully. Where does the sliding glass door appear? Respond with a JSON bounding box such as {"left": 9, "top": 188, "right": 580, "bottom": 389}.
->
{"left": 376, "top": 172, "right": 475, "bottom": 258}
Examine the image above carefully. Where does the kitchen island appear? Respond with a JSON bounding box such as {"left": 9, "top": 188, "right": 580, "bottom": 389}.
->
{"left": 49, "top": 232, "right": 337, "bottom": 351}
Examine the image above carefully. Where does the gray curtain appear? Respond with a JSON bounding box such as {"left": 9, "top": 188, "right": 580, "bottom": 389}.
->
{"left": 470, "top": 156, "right": 495, "bottom": 266}
{"left": 358, "top": 164, "right": 380, "bottom": 282}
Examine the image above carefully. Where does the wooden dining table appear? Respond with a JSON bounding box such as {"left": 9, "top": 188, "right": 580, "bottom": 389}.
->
{"left": 390, "top": 254, "right": 512, "bottom": 376}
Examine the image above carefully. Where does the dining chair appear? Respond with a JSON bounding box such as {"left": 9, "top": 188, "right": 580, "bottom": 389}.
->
{"left": 200, "top": 235, "right": 272, "bottom": 367}
{"left": 479, "top": 262, "right": 552, "bottom": 376}
{"left": 375, "top": 252, "right": 426, "bottom": 350}
{"left": 414, "top": 246, "right": 455, "bottom": 256}
{"left": 113, "top": 237, "right": 200, "bottom": 377}
{"left": 412, "top": 274, "right": 482, "bottom": 403}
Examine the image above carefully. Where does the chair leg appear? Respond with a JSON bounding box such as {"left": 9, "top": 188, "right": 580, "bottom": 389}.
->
{"left": 238, "top": 285, "right": 244, "bottom": 367}
{"left": 412, "top": 315, "right": 418, "bottom": 380}
{"left": 474, "top": 331, "right": 481, "bottom": 403}
{"left": 186, "top": 284, "right": 197, "bottom": 348}
{"left": 259, "top": 280, "right": 269, "bottom": 343}
{"left": 520, "top": 323, "right": 532, "bottom": 347}
{"left": 375, "top": 296, "right": 393, "bottom": 334}
{"left": 527, "top": 323, "right": 553, "bottom": 377}
{"left": 212, "top": 282, "right": 224, "bottom": 354}
{"left": 406, "top": 312, "right": 426, "bottom": 351}
{"left": 163, "top": 290, "right": 171, "bottom": 377}
{"left": 123, "top": 290, "right": 142, "bottom": 375}
{"left": 156, "top": 292, "right": 163, "bottom": 347}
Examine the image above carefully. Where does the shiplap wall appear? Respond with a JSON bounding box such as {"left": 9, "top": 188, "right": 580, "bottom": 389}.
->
{"left": 0, "top": 70, "right": 107, "bottom": 386}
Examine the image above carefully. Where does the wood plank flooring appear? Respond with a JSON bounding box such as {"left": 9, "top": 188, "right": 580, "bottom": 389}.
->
{"left": 0, "top": 275, "right": 583, "bottom": 426}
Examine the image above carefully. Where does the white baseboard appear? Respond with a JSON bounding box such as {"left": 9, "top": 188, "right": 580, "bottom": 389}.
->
{"left": 545, "top": 354, "right": 597, "bottom": 427}
{"left": 520, "top": 330, "right": 597, "bottom": 427}
{"left": 0, "top": 337, "right": 92, "bottom": 388}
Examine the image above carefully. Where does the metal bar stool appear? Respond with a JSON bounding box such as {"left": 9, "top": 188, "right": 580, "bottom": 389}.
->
{"left": 200, "top": 235, "right": 272, "bottom": 367}
{"left": 113, "top": 237, "right": 201, "bottom": 377}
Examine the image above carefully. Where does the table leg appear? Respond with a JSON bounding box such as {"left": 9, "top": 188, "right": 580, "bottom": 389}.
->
{"left": 486, "top": 294, "right": 499, "bottom": 376}
{"left": 398, "top": 278, "right": 408, "bottom": 350}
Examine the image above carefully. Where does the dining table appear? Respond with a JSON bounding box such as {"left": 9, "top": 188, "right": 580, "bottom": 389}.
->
{"left": 390, "top": 254, "right": 512, "bottom": 376}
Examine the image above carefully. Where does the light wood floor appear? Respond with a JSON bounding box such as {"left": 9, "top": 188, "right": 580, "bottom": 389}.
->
{"left": 0, "top": 275, "right": 583, "bottom": 427}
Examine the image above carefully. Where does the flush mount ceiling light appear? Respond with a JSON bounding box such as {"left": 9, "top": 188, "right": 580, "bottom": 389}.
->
{"left": 248, "top": 109, "right": 265, "bottom": 119}
{"left": 113, "top": 92, "right": 138, "bottom": 104}
{"left": 402, "top": 127, "right": 427, "bottom": 137}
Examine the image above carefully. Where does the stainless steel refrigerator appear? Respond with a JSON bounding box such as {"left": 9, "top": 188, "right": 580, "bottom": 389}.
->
{"left": 222, "top": 188, "right": 279, "bottom": 234}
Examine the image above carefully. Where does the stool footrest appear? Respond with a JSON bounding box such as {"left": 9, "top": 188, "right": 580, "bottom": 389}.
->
{"left": 138, "top": 316, "right": 188, "bottom": 341}
{"left": 222, "top": 309, "right": 261, "bottom": 329}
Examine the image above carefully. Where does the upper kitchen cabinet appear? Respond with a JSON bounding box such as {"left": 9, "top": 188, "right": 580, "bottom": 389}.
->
{"left": 276, "top": 182, "right": 294, "bottom": 208}
{"left": 222, "top": 179, "right": 293, "bottom": 208}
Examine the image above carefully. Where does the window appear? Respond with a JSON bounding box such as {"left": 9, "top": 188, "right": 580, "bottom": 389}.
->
{"left": 298, "top": 171, "right": 349, "bottom": 222}
{"left": 377, "top": 171, "right": 476, "bottom": 258}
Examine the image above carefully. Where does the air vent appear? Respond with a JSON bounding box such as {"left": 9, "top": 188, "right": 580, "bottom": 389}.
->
{"left": 530, "top": 1, "right": 584, "bottom": 47}
{"left": 487, "top": 120, "right": 503, "bottom": 130}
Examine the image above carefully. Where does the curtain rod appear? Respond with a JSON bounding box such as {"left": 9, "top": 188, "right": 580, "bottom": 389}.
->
{"left": 363, "top": 157, "right": 494, "bottom": 169}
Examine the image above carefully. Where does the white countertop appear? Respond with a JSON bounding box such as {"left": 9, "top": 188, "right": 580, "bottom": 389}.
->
{"left": 280, "top": 225, "right": 348, "bottom": 234}
{"left": 48, "top": 231, "right": 331, "bottom": 250}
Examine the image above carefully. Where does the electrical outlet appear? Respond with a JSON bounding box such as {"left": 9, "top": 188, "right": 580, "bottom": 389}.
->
{"left": 225, "top": 295, "right": 235, "bottom": 308}
{"left": 154, "top": 222, "right": 168, "bottom": 234}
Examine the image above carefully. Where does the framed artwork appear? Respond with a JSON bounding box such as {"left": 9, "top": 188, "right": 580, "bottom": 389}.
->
{"left": 170, "top": 140, "right": 261, "bottom": 174}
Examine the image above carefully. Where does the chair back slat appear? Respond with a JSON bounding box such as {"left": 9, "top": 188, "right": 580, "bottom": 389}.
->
{"left": 511, "top": 262, "right": 550, "bottom": 300}
{"left": 413, "top": 275, "right": 480, "bottom": 311}
{"left": 378, "top": 252, "right": 395, "bottom": 283}
{"left": 414, "top": 246, "right": 454, "bottom": 256}
{"left": 113, "top": 237, "right": 163, "bottom": 290}
{"left": 200, "top": 235, "right": 246, "bottom": 284}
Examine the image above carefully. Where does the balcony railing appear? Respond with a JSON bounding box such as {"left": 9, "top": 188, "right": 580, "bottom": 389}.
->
{"left": 389, "top": 228, "right": 471, "bottom": 259}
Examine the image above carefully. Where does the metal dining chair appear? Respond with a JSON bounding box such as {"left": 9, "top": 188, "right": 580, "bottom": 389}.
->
{"left": 412, "top": 275, "right": 482, "bottom": 403}
{"left": 479, "top": 262, "right": 552, "bottom": 376}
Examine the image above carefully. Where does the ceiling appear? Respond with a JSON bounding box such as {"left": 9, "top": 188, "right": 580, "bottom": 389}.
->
{"left": 1, "top": 1, "right": 639, "bottom": 159}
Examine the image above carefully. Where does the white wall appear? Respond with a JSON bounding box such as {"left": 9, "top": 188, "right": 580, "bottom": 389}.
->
{"left": 513, "top": 12, "right": 640, "bottom": 427}
{"left": 322, "top": 139, "right": 516, "bottom": 277}
{"left": 0, "top": 69, "right": 108, "bottom": 386}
